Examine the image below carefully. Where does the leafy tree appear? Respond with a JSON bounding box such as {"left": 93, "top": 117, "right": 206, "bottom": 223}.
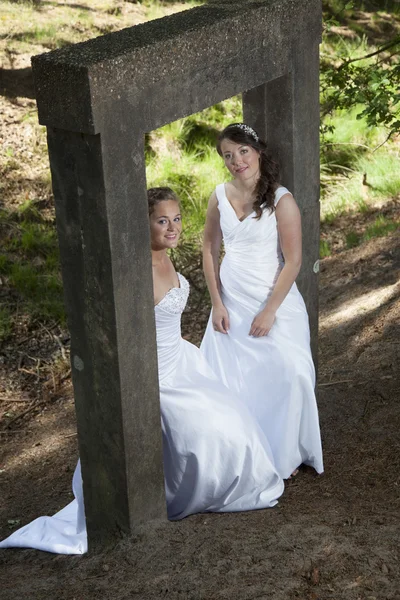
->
{"left": 321, "top": 2, "right": 400, "bottom": 139}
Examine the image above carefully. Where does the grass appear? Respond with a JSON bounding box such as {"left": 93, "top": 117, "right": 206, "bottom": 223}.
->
{"left": 142, "top": 0, "right": 202, "bottom": 21}
{"left": 345, "top": 230, "right": 361, "bottom": 249}
{"left": 0, "top": 205, "right": 65, "bottom": 331}
{"left": 320, "top": 239, "right": 332, "bottom": 258}
{"left": 1, "top": 0, "right": 400, "bottom": 334}
{"left": 321, "top": 144, "right": 400, "bottom": 222}
{"left": 343, "top": 215, "right": 399, "bottom": 250}
{"left": 0, "top": 0, "right": 203, "bottom": 55}
{"left": 320, "top": 12, "right": 400, "bottom": 220}
{"left": 364, "top": 214, "right": 399, "bottom": 239}
{"left": 146, "top": 98, "right": 242, "bottom": 236}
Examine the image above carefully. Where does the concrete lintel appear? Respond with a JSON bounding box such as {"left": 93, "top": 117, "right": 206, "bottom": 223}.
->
{"left": 31, "top": 0, "right": 322, "bottom": 134}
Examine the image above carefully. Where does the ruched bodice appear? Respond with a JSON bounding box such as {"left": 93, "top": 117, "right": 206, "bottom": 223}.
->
{"left": 218, "top": 182, "right": 285, "bottom": 265}
{"left": 155, "top": 273, "right": 189, "bottom": 384}
{"left": 217, "top": 184, "right": 293, "bottom": 302}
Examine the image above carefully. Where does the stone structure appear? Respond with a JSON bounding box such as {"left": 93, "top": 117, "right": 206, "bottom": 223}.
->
{"left": 32, "top": 0, "right": 322, "bottom": 550}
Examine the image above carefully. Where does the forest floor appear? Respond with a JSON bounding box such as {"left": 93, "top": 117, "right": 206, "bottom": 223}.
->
{"left": 0, "top": 183, "right": 399, "bottom": 599}
{"left": 1, "top": 1, "right": 400, "bottom": 599}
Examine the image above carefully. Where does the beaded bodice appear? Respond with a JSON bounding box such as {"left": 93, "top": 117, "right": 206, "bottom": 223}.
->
{"left": 154, "top": 273, "right": 189, "bottom": 383}
{"left": 155, "top": 273, "right": 189, "bottom": 315}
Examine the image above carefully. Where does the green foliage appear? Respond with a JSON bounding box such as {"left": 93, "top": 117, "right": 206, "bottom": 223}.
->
{"left": 0, "top": 206, "right": 65, "bottom": 326}
{"left": 321, "top": 103, "right": 400, "bottom": 222}
{"left": 320, "top": 239, "right": 332, "bottom": 258}
{"left": 142, "top": 0, "right": 202, "bottom": 21}
{"left": 16, "top": 200, "right": 42, "bottom": 223}
{"left": 321, "top": 0, "right": 400, "bottom": 139}
{"left": 322, "top": 51, "right": 400, "bottom": 136}
{"left": 357, "top": 151, "right": 400, "bottom": 198}
{"left": 345, "top": 230, "right": 361, "bottom": 248}
{"left": 364, "top": 214, "right": 399, "bottom": 239}
{"left": 146, "top": 97, "right": 242, "bottom": 239}
{"left": 0, "top": 254, "right": 12, "bottom": 275}
{"left": 343, "top": 216, "right": 399, "bottom": 250}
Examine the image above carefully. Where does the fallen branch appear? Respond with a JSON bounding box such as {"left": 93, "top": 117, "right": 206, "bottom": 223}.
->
{"left": 318, "top": 379, "right": 353, "bottom": 387}
{"left": 5, "top": 401, "right": 47, "bottom": 428}
{"left": 0, "top": 397, "right": 32, "bottom": 403}
{"left": 17, "top": 367, "right": 37, "bottom": 376}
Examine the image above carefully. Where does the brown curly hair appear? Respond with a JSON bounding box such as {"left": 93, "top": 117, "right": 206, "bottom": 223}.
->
{"left": 216, "top": 123, "right": 280, "bottom": 219}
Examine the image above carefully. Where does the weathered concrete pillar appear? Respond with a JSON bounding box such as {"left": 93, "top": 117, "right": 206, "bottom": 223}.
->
{"left": 32, "top": 0, "right": 322, "bottom": 549}
{"left": 243, "top": 34, "right": 321, "bottom": 363}
{"left": 47, "top": 125, "right": 166, "bottom": 550}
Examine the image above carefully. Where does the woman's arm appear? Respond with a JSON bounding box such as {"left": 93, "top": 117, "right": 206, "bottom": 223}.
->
{"left": 203, "top": 191, "right": 230, "bottom": 334}
{"left": 249, "top": 193, "right": 302, "bottom": 337}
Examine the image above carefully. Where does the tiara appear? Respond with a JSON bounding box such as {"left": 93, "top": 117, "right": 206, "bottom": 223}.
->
{"left": 230, "top": 123, "right": 259, "bottom": 142}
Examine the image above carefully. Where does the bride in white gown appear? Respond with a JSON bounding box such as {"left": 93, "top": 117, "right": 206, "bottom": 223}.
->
{"left": 201, "top": 123, "right": 324, "bottom": 480}
{"left": 0, "top": 186, "right": 284, "bottom": 555}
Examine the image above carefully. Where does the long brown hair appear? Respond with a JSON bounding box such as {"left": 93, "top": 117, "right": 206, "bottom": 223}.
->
{"left": 217, "top": 123, "right": 280, "bottom": 219}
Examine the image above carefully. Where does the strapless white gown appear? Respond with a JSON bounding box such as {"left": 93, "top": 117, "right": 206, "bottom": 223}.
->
{"left": 201, "top": 184, "right": 324, "bottom": 479}
{"left": 0, "top": 274, "right": 284, "bottom": 554}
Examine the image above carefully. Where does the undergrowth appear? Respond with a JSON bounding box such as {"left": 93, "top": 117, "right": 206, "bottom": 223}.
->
{"left": 1, "top": 0, "right": 400, "bottom": 336}
{"left": 0, "top": 202, "right": 65, "bottom": 339}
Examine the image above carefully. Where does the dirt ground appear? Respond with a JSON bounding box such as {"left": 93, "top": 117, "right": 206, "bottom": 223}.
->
{"left": 0, "top": 218, "right": 399, "bottom": 599}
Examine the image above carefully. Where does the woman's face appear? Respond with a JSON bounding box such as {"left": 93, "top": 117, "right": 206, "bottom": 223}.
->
{"left": 149, "top": 199, "right": 182, "bottom": 251}
{"left": 220, "top": 138, "right": 260, "bottom": 183}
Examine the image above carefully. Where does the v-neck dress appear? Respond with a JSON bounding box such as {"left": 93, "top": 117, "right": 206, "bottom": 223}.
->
{"left": 201, "top": 184, "right": 324, "bottom": 479}
{"left": 0, "top": 274, "right": 284, "bottom": 554}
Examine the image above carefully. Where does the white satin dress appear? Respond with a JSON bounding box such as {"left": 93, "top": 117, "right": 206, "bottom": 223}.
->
{"left": 201, "top": 184, "right": 324, "bottom": 479}
{"left": 0, "top": 274, "right": 284, "bottom": 554}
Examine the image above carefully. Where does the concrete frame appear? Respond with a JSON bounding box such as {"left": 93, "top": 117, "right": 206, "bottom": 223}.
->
{"left": 32, "top": 0, "right": 322, "bottom": 550}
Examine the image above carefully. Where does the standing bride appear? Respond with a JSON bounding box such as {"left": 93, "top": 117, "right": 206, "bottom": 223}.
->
{"left": 0, "top": 186, "right": 284, "bottom": 555}
{"left": 201, "top": 123, "right": 324, "bottom": 480}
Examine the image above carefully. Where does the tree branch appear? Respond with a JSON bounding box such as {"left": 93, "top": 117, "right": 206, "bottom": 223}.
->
{"left": 338, "top": 37, "right": 400, "bottom": 71}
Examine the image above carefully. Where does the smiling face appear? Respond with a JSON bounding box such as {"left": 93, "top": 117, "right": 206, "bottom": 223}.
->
{"left": 220, "top": 138, "right": 261, "bottom": 183}
{"left": 149, "top": 199, "right": 182, "bottom": 251}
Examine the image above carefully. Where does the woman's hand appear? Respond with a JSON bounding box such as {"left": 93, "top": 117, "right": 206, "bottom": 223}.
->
{"left": 249, "top": 308, "right": 276, "bottom": 337}
{"left": 212, "top": 304, "right": 230, "bottom": 334}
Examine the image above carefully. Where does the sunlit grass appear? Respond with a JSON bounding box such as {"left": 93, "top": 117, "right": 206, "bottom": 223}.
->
{"left": 0, "top": 0, "right": 204, "bottom": 57}
{"left": 320, "top": 239, "right": 332, "bottom": 258}
{"left": 321, "top": 102, "right": 400, "bottom": 223}
{"left": 357, "top": 151, "right": 400, "bottom": 199}
{"left": 321, "top": 33, "right": 373, "bottom": 65}
{"left": 146, "top": 149, "right": 226, "bottom": 236}
{"left": 323, "top": 107, "right": 388, "bottom": 148}
{"left": 343, "top": 215, "right": 399, "bottom": 250}
{"left": 143, "top": 0, "right": 203, "bottom": 21}
{"left": 146, "top": 98, "right": 242, "bottom": 238}
{"left": 322, "top": 143, "right": 400, "bottom": 222}
{"left": 364, "top": 214, "right": 399, "bottom": 239}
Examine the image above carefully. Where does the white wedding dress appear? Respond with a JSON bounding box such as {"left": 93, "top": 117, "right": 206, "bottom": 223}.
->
{"left": 201, "top": 184, "right": 324, "bottom": 479}
{"left": 0, "top": 274, "right": 284, "bottom": 554}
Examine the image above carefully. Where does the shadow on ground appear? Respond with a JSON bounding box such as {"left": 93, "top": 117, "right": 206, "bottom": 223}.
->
{"left": 0, "top": 68, "right": 35, "bottom": 100}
